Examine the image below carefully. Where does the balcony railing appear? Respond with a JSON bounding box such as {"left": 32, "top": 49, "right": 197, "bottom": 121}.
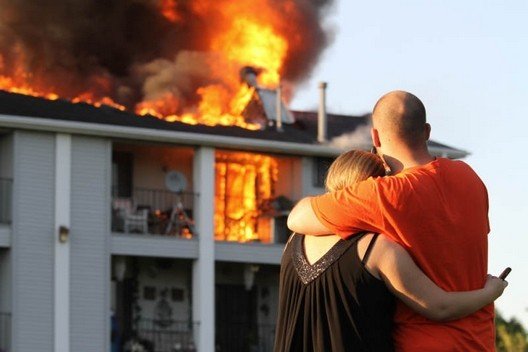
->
{"left": 129, "top": 319, "right": 197, "bottom": 352}
{"left": 0, "top": 178, "right": 12, "bottom": 224}
{"left": 112, "top": 188, "right": 196, "bottom": 238}
{"left": 216, "top": 323, "right": 275, "bottom": 352}
{"left": 0, "top": 312, "right": 11, "bottom": 352}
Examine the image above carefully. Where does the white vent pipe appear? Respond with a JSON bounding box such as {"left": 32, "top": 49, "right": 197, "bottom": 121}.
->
{"left": 276, "top": 82, "right": 283, "bottom": 132}
{"left": 318, "top": 82, "right": 327, "bottom": 143}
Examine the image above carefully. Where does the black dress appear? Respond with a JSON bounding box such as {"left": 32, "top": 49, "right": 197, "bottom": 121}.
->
{"left": 273, "top": 233, "right": 395, "bottom": 352}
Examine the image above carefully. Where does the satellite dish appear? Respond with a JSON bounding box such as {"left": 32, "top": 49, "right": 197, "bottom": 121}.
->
{"left": 165, "top": 171, "right": 188, "bottom": 193}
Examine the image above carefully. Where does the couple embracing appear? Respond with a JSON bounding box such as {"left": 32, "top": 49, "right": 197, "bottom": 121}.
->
{"left": 274, "top": 91, "right": 508, "bottom": 351}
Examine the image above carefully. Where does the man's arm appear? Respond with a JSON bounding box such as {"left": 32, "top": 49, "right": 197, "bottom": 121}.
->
{"left": 287, "top": 197, "right": 331, "bottom": 235}
{"left": 375, "top": 237, "right": 507, "bottom": 321}
{"left": 288, "top": 177, "right": 387, "bottom": 238}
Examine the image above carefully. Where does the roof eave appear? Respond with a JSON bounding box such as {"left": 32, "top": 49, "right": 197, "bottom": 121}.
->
{"left": 0, "top": 113, "right": 344, "bottom": 157}
{"left": 0, "top": 113, "right": 467, "bottom": 159}
{"left": 429, "top": 146, "right": 469, "bottom": 159}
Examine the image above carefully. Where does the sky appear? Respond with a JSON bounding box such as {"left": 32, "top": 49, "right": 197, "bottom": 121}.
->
{"left": 291, "top": 0, "right": 528, "bottom": 326}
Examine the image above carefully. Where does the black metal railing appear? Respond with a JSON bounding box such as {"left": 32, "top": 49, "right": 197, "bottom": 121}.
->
{"left": 216, "top": 323, "right": 275, "bottom": 352}
{"left": 133, "top": 188, "right": 195, "bottom": 213}
{"left": 111, "top": 188, "right": 196, "bottom": 238}
{"left": 0, "top": 178, "right": 12, "bottom": 224}
{"left": 0, "top": 312, "right": 11, "bottom": 352}
{"left": 131, "top": 319, "right": 197, "bottom": 352}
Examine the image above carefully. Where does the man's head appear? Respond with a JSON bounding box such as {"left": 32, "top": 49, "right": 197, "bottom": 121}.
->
{"left": 325, "top": 150, "right": 385, "bottom": 192}
{"left": 371, "top": 90, "right": 431, "bottom": 154}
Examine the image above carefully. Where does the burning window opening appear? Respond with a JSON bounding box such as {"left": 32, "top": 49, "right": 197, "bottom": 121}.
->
{"left": 215, "top": 151, "right": 279, "bottom": 243}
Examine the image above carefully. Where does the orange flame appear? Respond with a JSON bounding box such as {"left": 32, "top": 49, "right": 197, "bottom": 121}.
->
{"left": 0, "top": 68, "right": 125, "bottom": 110}
{"left": 0, "top": 75, "right": 59, "bottom": 100}
{"left": 211, "top": 18, "right": 287, "bottom": 87}
{"left": 215, "top": 151, "right": 279, "bottom": 243}
{"left": 0, "top": 0, "right": 290, "bottom": 130}
{"left": 137, "top": 12, "right": 288, "bottom": 129}
{"left": 72, "top": 93, "right": 126, "bottom": 111}
{"left": 159, "top": 0, "right": 182, "bottom": 23}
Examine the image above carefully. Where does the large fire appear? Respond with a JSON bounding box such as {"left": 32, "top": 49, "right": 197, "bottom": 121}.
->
{"left": 136, "top": 10, "right": 288, "bottom": 130}
{"left": 215, "top": 151, "right": 278, "bottom": 243}
{"left": 0, "top": 0, "right": 303, "bottom": 130}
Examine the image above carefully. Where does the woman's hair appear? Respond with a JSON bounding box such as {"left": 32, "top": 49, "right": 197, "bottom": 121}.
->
{"left": 325, "top": 150, "right": 386, "bottom": 192}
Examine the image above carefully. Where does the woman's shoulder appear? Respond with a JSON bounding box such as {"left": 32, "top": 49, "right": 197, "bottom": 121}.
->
{"left": 369, "top": 234, "right": 406, "bottom": 254}
{"left": 358, "top": 233, "right": 408, "bottom": 265}
{"left": 283, "top": 232, "right": 303, "bottom": 254}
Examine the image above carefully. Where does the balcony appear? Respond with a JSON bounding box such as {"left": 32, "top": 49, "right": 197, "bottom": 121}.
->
{"left": 0, "top": 178, "right": 12, "bottom": 224}
{"left": 127, "top": 319, "right": 198, "bottom": 352}
{"left": 110, "top": 146, "right": 298, "bottom": 248}
{"left": 112, "top": 188, "right": 196, "bottom": 239}
{"left": 0, "top": 312, "right": 11, "bottom": 352}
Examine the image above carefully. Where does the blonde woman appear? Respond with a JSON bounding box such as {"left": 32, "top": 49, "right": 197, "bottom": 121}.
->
{"left": 274, "top": 150, "right": 507, "bottom": 352}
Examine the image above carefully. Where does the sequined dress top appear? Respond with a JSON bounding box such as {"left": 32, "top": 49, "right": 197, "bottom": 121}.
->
{"left": 273, "top": 233, "right": 395, "bottom": 352}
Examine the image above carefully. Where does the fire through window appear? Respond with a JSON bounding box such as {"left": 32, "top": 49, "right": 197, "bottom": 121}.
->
{"left": 215, "top": 151, "right": 278, "bottom": 243}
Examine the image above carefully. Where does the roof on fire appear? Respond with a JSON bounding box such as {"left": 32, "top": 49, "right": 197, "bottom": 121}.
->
{"left": 0, "top": 90, "right": 467, "bottom": 157}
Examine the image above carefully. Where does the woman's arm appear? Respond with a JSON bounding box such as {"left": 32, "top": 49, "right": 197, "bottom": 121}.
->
{"left": 287, "top": 197, "right": 330, "bottom": 235}
{"left": 370, "top": 236, "right": 507, "bottom": 322}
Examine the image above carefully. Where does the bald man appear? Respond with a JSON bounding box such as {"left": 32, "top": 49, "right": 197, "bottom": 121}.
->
{"left": 288, "top": 91, "right": 493, "bottom": 351}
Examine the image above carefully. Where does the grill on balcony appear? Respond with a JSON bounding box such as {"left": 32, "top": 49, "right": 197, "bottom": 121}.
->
{"left": 112, "top": 188, "right": 196, "bottom": 238}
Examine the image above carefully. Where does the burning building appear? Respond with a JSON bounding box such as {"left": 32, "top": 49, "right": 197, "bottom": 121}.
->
{"left": 0, "top": 89, "right": 467, "bottom": 352}
{"left": 0, "top": 1, "right": 468, "bottom": 352}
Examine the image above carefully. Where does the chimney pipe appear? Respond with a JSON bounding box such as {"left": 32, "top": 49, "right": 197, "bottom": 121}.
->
{"left": 318, "top": 81, "right": 327, "bottom": 143}
{"left": 276, "top": 82, "right": 283, "bottom": 132}
{"left": 240, "top": 66, "right": 259, "bottom": 87}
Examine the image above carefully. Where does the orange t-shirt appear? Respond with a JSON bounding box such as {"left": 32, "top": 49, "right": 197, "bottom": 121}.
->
{"left": 311, "top": 158, "right": 493, "bottom": 352}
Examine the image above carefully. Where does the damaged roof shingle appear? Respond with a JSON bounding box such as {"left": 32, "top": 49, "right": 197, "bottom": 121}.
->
{"left": 0, "top": 90, "right": 462, "bottom": 152}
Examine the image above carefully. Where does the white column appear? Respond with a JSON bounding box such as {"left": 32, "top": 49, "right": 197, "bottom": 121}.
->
{"left": 54, "top": 134, "right": 71, "bottom": 352}
{"left": 192, "top": 147, "right": 216, "bottom": 352}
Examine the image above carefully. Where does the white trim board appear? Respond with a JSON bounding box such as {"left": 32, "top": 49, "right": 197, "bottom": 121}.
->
{"left": 54, "top": 133, "right": 71, "bottom": 352}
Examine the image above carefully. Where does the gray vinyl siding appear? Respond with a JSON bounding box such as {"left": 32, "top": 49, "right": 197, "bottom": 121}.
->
{"left": 11, "top": 131, "right": 55, "bottom": 352}
{"left": 70, "top": 136, "right": 111, "bottom": 352}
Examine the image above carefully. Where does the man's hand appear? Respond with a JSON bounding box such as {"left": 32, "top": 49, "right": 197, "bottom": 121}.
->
{"left": 287, "top": 197, "right": 332, "bottom": 235}
{"left": 483, "top": 274, "right": 508, "bottom": 301}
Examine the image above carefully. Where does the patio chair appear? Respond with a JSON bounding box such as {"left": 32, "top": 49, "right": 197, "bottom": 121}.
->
{"left": 113, "top": 198, "right": 149, "bottom": 234}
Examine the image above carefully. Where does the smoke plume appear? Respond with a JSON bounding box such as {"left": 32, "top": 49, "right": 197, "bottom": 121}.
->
{"left": 329, "top": 122, "right": 372, "bottom": 150}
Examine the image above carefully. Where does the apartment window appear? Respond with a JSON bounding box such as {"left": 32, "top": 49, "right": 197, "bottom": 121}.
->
{"left": 313, "top": 157, "right": 334, "bottom": 188}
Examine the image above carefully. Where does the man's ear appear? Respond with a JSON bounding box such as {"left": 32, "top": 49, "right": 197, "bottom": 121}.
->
{"left": 371, "top": 128, "right": 381, "bottom": 147}
{"left": 424, "top": 123, "right": 431, "bottom": 141}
